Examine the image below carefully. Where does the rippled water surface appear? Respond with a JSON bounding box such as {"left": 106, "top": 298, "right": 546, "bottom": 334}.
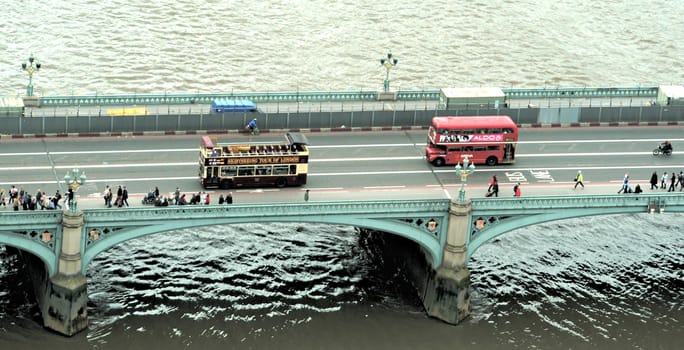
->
{"left": 1, "top": 0, "right": 683, "bottom": 95}
{"left": 1, "top": 215, "right": 682, "bottom": 349}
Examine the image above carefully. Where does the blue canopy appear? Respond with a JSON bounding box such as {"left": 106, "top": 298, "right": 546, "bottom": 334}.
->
{"left": 211, "top": 99, "right": 257, "bottom": 113}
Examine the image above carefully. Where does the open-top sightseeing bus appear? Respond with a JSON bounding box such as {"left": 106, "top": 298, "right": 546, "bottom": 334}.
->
{"left": 425, "top": 115, "right": 518, "bottom": 166}
{"left": 199, "top": 132, "right": 309, "bottom": 189}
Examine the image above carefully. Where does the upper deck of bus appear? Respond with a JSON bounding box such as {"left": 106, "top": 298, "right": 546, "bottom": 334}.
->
{"left": 200, "top": 132, "right": 309, "bottom": 158}
{"left": 431, "top": 115, "right": 517, "bottom": 130}
{"left": 429, "top": 115, "right": 518, "bottom": 144}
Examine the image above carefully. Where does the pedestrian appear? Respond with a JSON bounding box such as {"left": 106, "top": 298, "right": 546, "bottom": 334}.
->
{"left": 173, "top": 187, "right": 181, "bottom": 205}
{"left": 650, "top": 171, "right": 658, "bottom": 190}
{"left": 53, "top": 190, "right": 62, "bottom": 209}
{"left": 487, "top": 175, "right": 497, "bottom": 193}
{"left": 661, "top": 172, "right": 668, "bottom": 189}
{"left": 0, "top": 189, "right": 6, "bottom": 208}
{"left": 618, "top": 174, "right": 630, "bottom": 194}
{"left": 22, "top": 192, "right": 30, "bottom": 210}
{"left": 154, "top": 186, "right": 160, "bottom": 198}
{"left": 122, "top": 186, "right": 129, "bottom": 207}
{"left": 678, "top": 171, "right": 684, "bottom": 191}
{"left": 104, "top": 185, "right": 113, "bottom": 208}
{"left": 226, "top": 192, "right": 233, "bottom": 204}
{"left": 205, "top": 193, "right": 211, "bottom": 205}
{"left": 668, "top": 171, "right": 676, "bottom": 192}
{"left": 66, "top": 187, "right": 74, "bottom": 209}
{"left": 514, "top": 183, "right": 521, "bottom": 197}
{"left": 634, "top": 184, "right": 643, "bottom": 194}
{"left": 12, "top": 197, "right": 20, "bottom": 211}
{"left": 574, "top": 170, "right": 584, "bottom": 189}
{"left": 36, "top": 189, "right": 43, "bottom": 210}
{"left": 304, "top": 189, "right": 310, "bottom": 202}
{"left": 218, "top": 194, "right": 225, "bottom": 204}
{"left": 491, "top": 179, "right": 499, "bottom": 197}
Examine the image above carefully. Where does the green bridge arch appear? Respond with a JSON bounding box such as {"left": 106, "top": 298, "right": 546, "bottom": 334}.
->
{"left": 81, "top": 200, "right": 452, "bottom": 274}
{"left": 466, "top": 194, "right": 684, "bottom": 261}
{"left": 0, "top": 211, "right": 63, "bottom": 276}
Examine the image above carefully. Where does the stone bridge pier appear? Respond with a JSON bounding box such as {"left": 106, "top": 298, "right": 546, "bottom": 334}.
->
{"left": 421, "top": 200, "right": 471, "bottom": 324}
{"left": 37, "top": 210, "right": 88, "bottom": 336}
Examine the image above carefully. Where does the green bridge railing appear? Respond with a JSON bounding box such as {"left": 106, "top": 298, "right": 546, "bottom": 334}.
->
{"left": 37, "top": 86, "right": 659, "bottom": 107}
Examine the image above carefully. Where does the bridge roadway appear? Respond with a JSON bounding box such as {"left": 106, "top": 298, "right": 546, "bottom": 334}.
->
{"left": 21, "top": 95, "right": 655, "bottom": 117}
{"left": 0, "top": 125, "right": 682, "bottom": 206}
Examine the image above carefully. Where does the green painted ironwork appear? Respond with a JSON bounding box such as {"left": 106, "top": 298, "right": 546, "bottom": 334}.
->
{"left": 81, "top": 199, "right": 452, "bottom": 273}
{"left": 503, "top": 86, "right": 659, "bottom": 99}
{"left": 37, "top": 86, "right": 659, "bottom": 107}
{"left": 467, "top": 193, "right": 684, "bottom": 261}
{"left": 0, "top": 210, "right": 63, "bottom": 275}
{"left": 3, "top": 194, "right": 682, "bottom": 277}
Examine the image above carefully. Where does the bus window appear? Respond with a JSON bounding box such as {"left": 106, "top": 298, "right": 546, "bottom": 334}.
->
{"left": 476, "top": 128, "right": 487, "bottom": 134}
{"left": 489, "top": 128, "right": 502, "bottom": 134}
{"left": 238, "top": 167, "right": 254, "bottom": 176}
{"left": 462, "top": 129, "right": 474, "bottom": 135}
{"left": 273, "top": 165, "right": 289, "bottom": 175}
{"left": 503, "top": 128, "right": 514, "bottom": 133}
{"left": 449, "top": 129, "right": 462, "bottom": 135}
{"left": 221, "top": 166, "right": 237, "bottom": 177}
{"left": 256, "top": 166, "right": 272, "bottom": 175}
{"left": 487, "top": 145, "right": 500, "bottom": 151}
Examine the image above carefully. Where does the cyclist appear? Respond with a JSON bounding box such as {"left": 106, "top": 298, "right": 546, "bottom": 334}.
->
{"left": 659, "top": 140, "right": 673, "bottom": 154}
{"left": 246, "top": 118, "right": 258, "bottom": 133}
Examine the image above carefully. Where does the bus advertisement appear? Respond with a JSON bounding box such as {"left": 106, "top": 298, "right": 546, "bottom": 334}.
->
{"left": 199, "top": 132, "right": 309, "bottom": 189}
{"left": 425, "top": 115, "right": 518, "bottom": 166}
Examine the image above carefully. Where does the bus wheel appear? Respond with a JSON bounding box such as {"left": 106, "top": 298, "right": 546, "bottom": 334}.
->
{"left": 220, "top": 179, "right": 233, "bottom": 189}
{"left": 275, "top": 178, "right": 287, "bottom": 188}
{"left": 486, "top": 156, "right": 498, "bottom": 166}
{"left": 432, "top": 158, "right": 445, "bottom": 167}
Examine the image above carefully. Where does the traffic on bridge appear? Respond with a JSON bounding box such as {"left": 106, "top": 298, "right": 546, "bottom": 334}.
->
{"left": 0, "top": 126, "right": 682, "bottom": 208}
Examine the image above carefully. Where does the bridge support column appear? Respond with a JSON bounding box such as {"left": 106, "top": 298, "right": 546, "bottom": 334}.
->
{"left": 423, "top": 200, "right": 472, "bottom": 324}
{"left": 41, "top": 211, "right": 88, "bottom": 336}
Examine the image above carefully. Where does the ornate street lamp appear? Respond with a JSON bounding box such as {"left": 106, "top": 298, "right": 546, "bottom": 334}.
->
{"left": 21, "top": 53, "right": 41, "bottom": 96}
{"left": 64, "top": 168, "right": 87, "bottom": 212}
{"left": 380, "top": 50, "right": 398, "bottom": 92}
{"left": 454, "top": 156, "right": 476, "bottom": 202}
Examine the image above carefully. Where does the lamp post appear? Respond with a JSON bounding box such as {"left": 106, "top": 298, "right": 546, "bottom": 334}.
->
{"left": 64, "top": 168, "right": 87, "bottom": 212}
{"left": 380, "top": 50, "right": 398, "bottom": 92}
{"left": 454, "top": 156, "right": 476, "bottom": 202}
{"left": 21, "top": 53, "right": 41, "bottom": 96}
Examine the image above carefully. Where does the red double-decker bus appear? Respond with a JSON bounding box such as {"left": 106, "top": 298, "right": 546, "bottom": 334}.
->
{"left": 425, "top": 116, "right": 518, "bottom": 166}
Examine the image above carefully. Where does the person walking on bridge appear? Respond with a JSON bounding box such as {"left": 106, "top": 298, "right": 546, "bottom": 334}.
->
{"left": 574, "top": 170, "right": 584, "bottom": 189}
{"left": 618, "top": 174, "right": 630, "bottom": 194}
{"left": 668, "top": 171, "right": 677, "bottom": 192}
{"left": 650, "top": 171, "right": 659, "bottom": 190}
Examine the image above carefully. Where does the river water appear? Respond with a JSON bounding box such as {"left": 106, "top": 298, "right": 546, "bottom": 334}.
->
{"left": 1, "top": 1, "right": 683, "bottom": 349}
{"left": 1, "top": 1, "right": 683, "bottom": 95}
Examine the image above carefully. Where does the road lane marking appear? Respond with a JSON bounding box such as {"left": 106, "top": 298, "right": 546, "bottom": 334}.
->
{"left": 363, "top": 186, "right": 407, "bottom": 189}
